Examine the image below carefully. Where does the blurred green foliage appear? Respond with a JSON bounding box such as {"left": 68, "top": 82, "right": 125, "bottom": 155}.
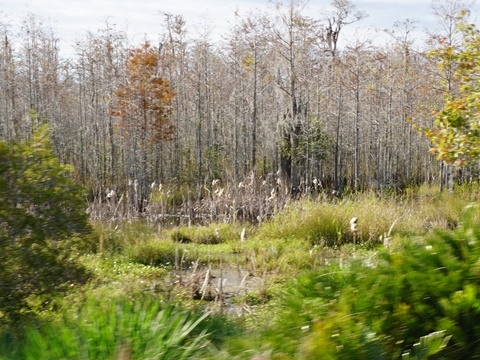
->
{"left": 0, "top": 125, "right": 91, "bottom": 322}
{"left": 0, "top": 297, "right": 218, "bottom": 359}
{"left": 239, "top": 204, "right": 480, "bottom": 359}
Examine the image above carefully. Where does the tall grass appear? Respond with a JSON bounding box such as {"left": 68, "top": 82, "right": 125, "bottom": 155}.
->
{"left": 257, "top": 194, "right": 406, "bottom": 247}
{"left": 9, "top": 298, "right": 213, "bottom": 360}
{"left": 88, "top": 185, "right": 480, "bottom": 257}
{"left": 85, "top": 221, "right": 159, "bottom": 254}
{"left": 256, "top": 186, "right": 480, "bottom": 247}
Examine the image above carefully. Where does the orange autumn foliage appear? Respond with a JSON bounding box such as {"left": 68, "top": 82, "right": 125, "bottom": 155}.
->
{"left": 111, "top": 42, "right": 175, "bottom": 143}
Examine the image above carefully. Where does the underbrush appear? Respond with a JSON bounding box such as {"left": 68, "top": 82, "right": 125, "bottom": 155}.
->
{"left": 78, "top": 185, "right": 480, "bottom": 311}
{"left": 222, "top": 203, "right": 480, "bottom": 359}
{"left": 0, "top": 297, "right": 239, "bottom": 360}
{"left": 3, "top": 185, "right": 480, "bottom": 359}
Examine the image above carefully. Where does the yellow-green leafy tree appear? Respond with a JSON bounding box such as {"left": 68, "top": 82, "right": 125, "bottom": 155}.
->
{"left": 422, "top": 14, "right": 480, "bottom": 166}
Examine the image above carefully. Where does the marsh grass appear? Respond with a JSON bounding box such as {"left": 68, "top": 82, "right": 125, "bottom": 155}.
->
{"left": 79, "top": 186, "right": 480, "bottom": 318}
{"left": 256, "top": 194, "right": 402, "bottom": 247}
{"left": 168, "top": 223, "right": 247, "bottom": 245}
{"left": 129, "top": 240, "right": 181, "bottom": 267}
{"left": 128, "top": 238, "right": 243, "bottom": 268}
{"left": 235, "top": 202, "right": 480, "bottom": 359}
{"left": 5, "top": 185, "right": 480, "bottom": 359}
{"left": 88, "top": 185, "right": 480, "bottom": 264}
{"left": 85, "top": 221, "right": 159, "bottom": 254}
{"left": 256, "top": 187, "right": 480, "bottom": 248}
{"left": 86, "top": 186, "right": 480, "bottom": 311}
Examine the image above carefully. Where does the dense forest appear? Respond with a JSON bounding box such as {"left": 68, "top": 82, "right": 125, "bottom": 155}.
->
{"left": 0, "top": 0, "right": 476, "bottom": 217}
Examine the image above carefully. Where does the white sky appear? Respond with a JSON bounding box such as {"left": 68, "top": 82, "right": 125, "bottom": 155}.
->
{"left": 1, "top": 0, "right": 479, "bottom": 57}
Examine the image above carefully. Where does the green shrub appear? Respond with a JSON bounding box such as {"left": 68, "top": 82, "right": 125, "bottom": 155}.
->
{"left": 0, "top": 125, "right": 91, "bottom": 322}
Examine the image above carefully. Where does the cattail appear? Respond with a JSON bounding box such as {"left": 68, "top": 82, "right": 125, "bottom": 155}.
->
{"left": 267, "top": 188, "right": 276, "bottom": 201}
{"left": 350, "top": 217, "right": 358, "bottom": 252}
{"left": 383, "top": 236, "right": 390, "bottom": 247}
{"left": 240, "top": 227, "right": 246, "bottom": 242}
{"left": 350, "top": 217, "right": 358, "bottom": 233}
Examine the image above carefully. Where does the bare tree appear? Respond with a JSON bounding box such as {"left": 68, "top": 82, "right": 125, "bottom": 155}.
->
{"left": 323, "top": 0, "right": 368, "bottom": 57}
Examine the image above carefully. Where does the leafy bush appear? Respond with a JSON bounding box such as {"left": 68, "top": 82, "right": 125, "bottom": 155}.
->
{"left": 0, "top": 125, "right": 91, "bottom": 321}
